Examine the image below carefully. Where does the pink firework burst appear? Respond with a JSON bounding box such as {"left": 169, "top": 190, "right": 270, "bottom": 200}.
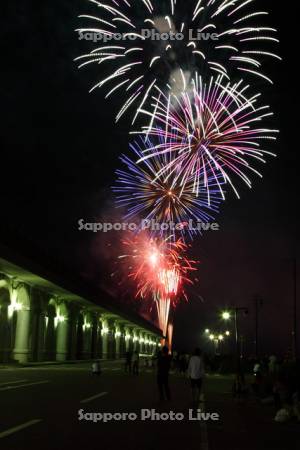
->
{"left": 136, "top": 74, "right": 278, "bottom": 199}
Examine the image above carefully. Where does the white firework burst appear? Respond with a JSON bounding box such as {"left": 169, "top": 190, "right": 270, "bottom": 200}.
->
{"left": 75, "top": 0, "right": 280, "bottom": 122}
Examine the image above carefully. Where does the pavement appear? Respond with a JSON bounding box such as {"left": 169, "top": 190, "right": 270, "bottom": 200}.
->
{"left": 0, "top": 362, "right": 298, "bottom": 450}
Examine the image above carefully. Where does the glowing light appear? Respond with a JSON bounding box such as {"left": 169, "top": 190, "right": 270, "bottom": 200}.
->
{"left": 8, "top": 302, "right": 22, "bottom": 318}
{"left": 149, "top": 252, "right": 159, "bottom": 267}
{"left": 222, "top": 311, "right": 231, "bottom": 320}
{"left": 54, "top": 313, "right": 65, "bottom": 328}
{"left": 83, "top": 322, "right": 91, "bottom": 331}
{"left": 101, "top": 326, "right": 109, "bottom": 335}
{"left": 7, "top": 291, "right": 22, "bottom": 318}
{"left": 209, "top": 334, "right": 215, "bottom": 341}
{"left": 225, "top": 330, "right": 230, "bottom": 336}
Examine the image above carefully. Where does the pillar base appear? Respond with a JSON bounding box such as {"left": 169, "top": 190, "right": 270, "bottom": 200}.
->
{"left": 56, "top": 352, "right": 68, "bottom": 362}
{"left": 13, "top": 350, "right": 30, "bottom": 364}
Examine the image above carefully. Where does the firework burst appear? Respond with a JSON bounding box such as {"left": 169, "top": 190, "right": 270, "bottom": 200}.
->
{"left": 75, "top": 0, "right": 280, "bottom": 122}
{"left": 113, "top": 135, "right": 223, "bottom": 238}
{"left": 119, "top": 232, "right": 197, "bottom": 301}
{"left": 136, "top": 74, "right": 278, "bottom": 199}
{"left": 119, "top": 232, "right": 197, "bottom": 334}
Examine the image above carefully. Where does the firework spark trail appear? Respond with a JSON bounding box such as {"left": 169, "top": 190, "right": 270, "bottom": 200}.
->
{"left": 155, "top": 293, "right": 171, "bottom": 337}
{"left": 113, "top": 135, "right": 224, "bottom": 239}
{"left": 76, "top": 0, "right": 280, "bottom": 121}
{"left": 118, "top": 232, "right": 197, "bottom": 334}
{"left": 167, "top": 322, "right": 174, "bottom": 350}
{"left": 135, "top": 73, "right": 278, "bottom": 199}
{"left": 118, "top": 232, "right": 197, "bottom": 301}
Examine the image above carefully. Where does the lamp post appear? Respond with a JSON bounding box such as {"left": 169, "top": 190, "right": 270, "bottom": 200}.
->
{"left": 208, "top": 332, "right": 226, "bottom": 355}
{"left": 222, "top": 307, "right": 248, "bottom": 374}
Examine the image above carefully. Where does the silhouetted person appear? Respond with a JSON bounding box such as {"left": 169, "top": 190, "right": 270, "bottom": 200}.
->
{"left": 92, "top": 360, "right": 101, "bottom": 376}
{"left": 188, "top": 348, "right": 205, "bottom": 407}
{"left": 179, "top": 352, "right": 188, "bottom": 375}
{"left": 125, "top": 351, "right": 132, "bottom": 373}
{"left": 132, "top": 351, "right": 140, "bottom": 375}
{"left": 157, "top": 346, "right": 172, "bottom": 401}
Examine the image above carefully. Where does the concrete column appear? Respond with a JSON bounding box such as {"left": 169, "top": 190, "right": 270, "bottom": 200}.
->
{"left": 82, "top": 319, "right": 93, "bottom": 360}
{"left": 36, "top": 310, "right": 47, "bottom": 362}
{"left": 144, "top": 333, "right": 148, "bottom": 353}
{"left": 0, "top": 303, "right": 10, "bottom": 363}
{"left": 117, "top": 325, "right": 125, "bottom": 358}
{"left": 150, "top": 337, "right": 156, "bottom": 355}
{"left": 44, "top": 303, "right": 56, "bottom": 361}
{"left": 139, "top": 332, "right": 145, "bottom": 354}
{"left": 0, "top": 280, "right": 11, "bottom": 363}
{"left": 91, "top": 316, "right": 100, "bottom": 359}
{"left": 13, "top": 307, "right": 31, "bottom": 363}
{"left": 124, "top": 327, "right": 132, "bottom": 352}
{"left": 101, "top": 318, "right": 109, "bottom": 360}
{"left": 69, "top": 309, "right": 79, "bottom": 361}
{"left": 146, "top": 335, "right": 151, "bottom": 354}
{"left": 56, "top": 318, "right": 70, "bottom": 361}
{"left": 132, "top": 331, "right": 138, "bottom": 352}
{"left": 95, "top": 319, "right": 102, "bottom": 358}
{"left": 115, "top": 326, "right": 121, "bottom": 359}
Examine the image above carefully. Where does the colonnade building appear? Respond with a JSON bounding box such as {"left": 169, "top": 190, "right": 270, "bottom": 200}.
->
{"left": 0, "top": 242, "right": 161, "bottom": 364}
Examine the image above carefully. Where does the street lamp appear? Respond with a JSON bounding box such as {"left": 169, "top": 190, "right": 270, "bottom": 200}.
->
{"left": 222, "top": 311, "right": 231, "bottom": 321}
{"left": 221, "top": 307, "right": 248, "bottom": 374}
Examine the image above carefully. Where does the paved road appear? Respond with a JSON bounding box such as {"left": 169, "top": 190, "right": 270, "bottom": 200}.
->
{"left": 0, "top": 362, "right": 298, "bottom": 450}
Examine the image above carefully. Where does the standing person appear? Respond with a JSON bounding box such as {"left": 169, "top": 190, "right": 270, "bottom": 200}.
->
{"left": 179, "top": 353, "right": 187, "bottom": 376}
{"left": 92, "top": 360, "right": 101, "bottom": 376}
{"left": 132, "top": 351, "right": 140, "bottom": 375}
{"left": 188, "top": 348, "right": 205, "bottom": 407}
{"left": 125, "top": 351, "right": 132, "bottom": 373}
{"left": 157, "top": 346, "right": 172, "bottom": 401}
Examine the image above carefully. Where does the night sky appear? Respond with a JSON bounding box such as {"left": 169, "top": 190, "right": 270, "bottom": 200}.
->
{"left": 1, "top": 1, "right": 298, "bottom": 355}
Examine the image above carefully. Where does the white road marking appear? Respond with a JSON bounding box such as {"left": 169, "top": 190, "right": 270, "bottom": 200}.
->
{"left": 80, "top": 392, "right": 108, "bottom": 404}
{"left": 0, "top": 381, "right": 49, "bottom": 391}
{"left": 0, "top": 380, "right": 28, "bottom": 387}
{"left": 0, "top": 420, "right": 42, "bottom": 439}
{"left": 199, "top": 393, "right": 209, "bottom": 450}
